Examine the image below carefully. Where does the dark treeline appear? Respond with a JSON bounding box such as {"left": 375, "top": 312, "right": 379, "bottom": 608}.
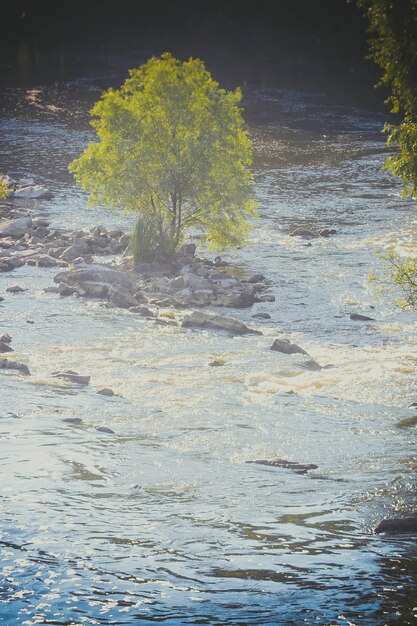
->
{"left": 1, "top": 0, "right": 380, "bottom": 103}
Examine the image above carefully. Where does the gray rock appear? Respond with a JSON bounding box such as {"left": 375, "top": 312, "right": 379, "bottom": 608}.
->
{"left": 0, "top": 358, "right": 30, "bottom": 375}
{"left": 37, "top": 255, "right": 60, "bottom": 268}
{"left": 270, "top": 339, "right": 309, "bottom": 356}
{"left": 0, "top": 333, "right": 12, "bottom": 343}
{"left": 108, "top": 285, "right": 139, "bottom": 308}
{"left": 0, "top": 341, "right": 13, "bottom": 353}
{"left": 0, "top": 217, "right": 32, "bottom": 238}
{"left": 252, "top": 313, "right": 271, "bottom": 319}
{"left": 60, "top": 244, "right": 91, "bottom": 262}
{"left": 97, "top": 388, "right": 115, "bottom": 396}
{"left": 6, "top": 285, "right": 27, "bottom": 294}
{"left": 350, "top": 313, "right": 375, "bottom": 321}
{"left": 319, "top": 228, "right": 337, "bottom": 237}
{"left": 95, "top": 426, "right": 115, "bottom": 434}
{"left": 375, "top": 516, "right": 417, "bottom": 534}
{"left": 52, "top": 370, "right": 90, "bottom": 385}
{"left": 247, "top": 273, "right": 266, "bottom": 283}
{"left": 129, "top": 305, "right": 154, "bottom": 316}
{"left": 63, "top": 417, "right": 83, "bottom": 425}
{"left": 180, "top": 243, "right": 196, "bottom": 256}
{"left": 54, "top": 265, "right": 139, "bottom": 292}
{"left": 289, "top": 227, "right": 317, "bottom": 239}
{"left": 182, "top": 311, "right": 262, "bottom": 336}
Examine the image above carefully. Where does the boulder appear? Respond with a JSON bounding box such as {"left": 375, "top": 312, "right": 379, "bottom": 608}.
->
{"left": 180, "top": 243, "right": 196, "bottom": 256}
{"left": 375, "top": 515, "right": 417, "bottom": 534}
{"left": 108, "top": 285, "right": 139, "bottom": 309}
{"left": 95, "top": 426, "right": 115, "bottom": 434}
{"left": 0, "top": 217, "right": 32, "bottom": 238}
{"left": 12, "top": 185, "right": 52, "bottom": 199}
{"left": 247, "top": 273, "right": 266, "bottom": 283}
{"left": 319, "top": 228, "right": 337, "bottom": 237}
{"left": 0, "top": 333, "right": 12, "bottom": 344}
{"left": 97, "top": 388, "right": 115, "bottom": 397}
{"left": 37, "top": 255, "right": 61, "bottom": 268}
{"left": 350, "top": 313, "right": 375, "bottom": 321}
{"left": 129, "top": 305, "right": 154, "bottom": 316}
{"left": 60, "top": 244, "right": 91, "bottom": 262}
{"left": 0, "top": 358, "right": 30, "bottom": 375}
{"left": 6, "top": 285, "right": 27, "bottom": 294}
{"left": 54, "top": 265, "right": 139, "bottom": 292}
{"left": 0, "top": 341, "right": 13, "bottom": 353}
{"left": 182, "top": 311, "right": 262, "bottom": 336}
{"left": 77, "top": 281, "right": 109, "bottom": 298}
{"left": 289, "top": 227, "right": 317, "bottom": 239}
{"left": 270, "top": 339, "right": 309, "bottom": 356}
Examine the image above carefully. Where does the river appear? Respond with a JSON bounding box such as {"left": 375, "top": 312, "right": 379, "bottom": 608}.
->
{"left": 0, "top": 78, "right": 416, "bottom": 625}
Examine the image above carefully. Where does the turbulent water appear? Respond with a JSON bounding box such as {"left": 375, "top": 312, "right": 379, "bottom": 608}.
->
{"left": 0, "top": 81, "right": 416, "bottom": 625}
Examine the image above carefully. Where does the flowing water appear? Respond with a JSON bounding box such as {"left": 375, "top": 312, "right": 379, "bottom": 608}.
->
{"left": 0, "top": 80, "right": 416, "bottom": 625}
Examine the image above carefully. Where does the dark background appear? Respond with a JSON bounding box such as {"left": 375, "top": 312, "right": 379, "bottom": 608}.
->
{"left": 0, "top": 0, "right": 381, "bottom": 105}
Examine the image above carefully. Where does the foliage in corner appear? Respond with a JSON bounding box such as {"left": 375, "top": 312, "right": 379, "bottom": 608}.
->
{"left": 358, "top": 0, "right": 417, "bottom": 306}
{"left": 69, "top": 53, "right": 256, "bottom": 261}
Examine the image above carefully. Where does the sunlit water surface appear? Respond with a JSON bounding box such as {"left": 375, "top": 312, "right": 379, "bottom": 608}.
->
{"left": 0, "top": 83, "right": 416, "bottom": 625}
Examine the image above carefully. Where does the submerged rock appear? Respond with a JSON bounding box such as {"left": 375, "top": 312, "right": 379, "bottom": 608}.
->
{"left": 252, "top": 312, "right": 271, "bottom": 319}
{"left": 270, "top": 339, "right": 309, "bottom": 356}
{"left": 375, "top": 515, "right": 417, "bottom": 534}
{"left": 63, "top": 417, "right": 83, "bottom": 425}
{"left": 182, "top": 311, "right": 262, "bottom": 336}
{"left": 52, "top": 370, "right": 90, "bottom": 385}
{"left": 247, "top": 459, "right": 318, "bottom": 474}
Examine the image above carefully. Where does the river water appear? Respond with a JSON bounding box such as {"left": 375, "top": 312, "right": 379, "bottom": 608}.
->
{"left": 0, "top": 80, "right": 416, "bottom": 625}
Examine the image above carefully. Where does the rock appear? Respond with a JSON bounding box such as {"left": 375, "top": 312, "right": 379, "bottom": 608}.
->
{"left": 396, "top": 415, "right": 417, "bottom": 428}
{"left": 52, "top": 370, "right": 90, "bottom": 385}
{"left": 350, "top": 313, "right": 375, "bottom": 321}
{"left": 246, "top": 459, "right": 318, "bottom": 474}
{"left": 63, "top": 417, "right": 83, "bottom": 425}
{"left": 209, "top": 359, "right": 225, "bottom": 366}
{"left": 0, "top": 216, "right": 32, "bottom": 238}
{"left": 289, "top": 227, "right": 317, "bottom": 239}
{"left": 0, "top": 333, "right": 12, "bottom": 343}
{"left": 12, "top": 185, "right": 52, "bottom": 199}
{"left": 256, "top": 294, "right": 275, "bottom": 302}
{"left": 95, "top": 426, "right": 115, "bottom": 434}
{"left": 252, "top": 313, "right": 271, "bottom": 319}
{"left": 215, "top": 290, "right": 257, "bottom": 308}
{"left": 43, "top": 286, "right": 59, "bottom": 294}
{"left": 270, "top": 339, "right": 309, "bottom": 356}
{"left": 60, "top": 244, "right": 91, "bottom": 262}
{"left": 247, "top": 273, "right": 266, "bottom": 283}
{"left": 37, "top": 255, "right": 60, "bottom": 267}
{"left": 180, "top": 243, "right": 197, "bottom": 256}
{"left": 375, "top": 515, "right": 417, "bottom": 534}
{"left": 97, "top": 388, "right": 115, "bottom": 396}
{"left": 170, "top": 275, "right": 186, "bottom": 290}
{"left": 6, "top": 285, "right": 27, "bottom": 294}
{"left": 0, "top": 341, "right": 13, "bottom": 353}
{"left": 54, "top": 265, "right": 139, "bottom": 292}
{"left": 182, "top": 311, "right": 262, "bottom": 336}
{"left": 319, "top": 228, "right": 337, "bottom": 237}
{"left": 77, "top": 281, "right": 109, "bottom": 298}
{"left": 0, "top": 358, "right": 30, "bottom": 375}
{"left": 129, "top": 305, "right": 155, "bottom": 316}
{"left": 108, "top": 285, "right": 139, "bottom": 308}
{"left": 409, "top": 402, "right": 417, "bottom": 408}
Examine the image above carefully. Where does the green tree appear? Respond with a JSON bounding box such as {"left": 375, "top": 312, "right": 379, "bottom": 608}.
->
{"left": 358, "top": 0, "right": 417, "bottom": 306}
{"left": 69, "top": 53, "right": 256, "bottom": 261}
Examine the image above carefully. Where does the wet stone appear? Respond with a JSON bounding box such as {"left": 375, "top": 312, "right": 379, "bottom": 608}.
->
{"left": 246, "top": 459, "right": 318, "bottom": 474}
{"left": 97, "top": 388, "right": 115, "bottom": 397}
{"left": 95, "top": 426, "right": 115, "bottom": 434}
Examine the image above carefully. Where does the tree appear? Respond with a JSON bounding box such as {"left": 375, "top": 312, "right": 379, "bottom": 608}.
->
{"left": 69, "top": 53, "right": 256, "bottom": 260}
{"left": 0, "top": 175, "right": 10, "bottom": 199}
{"left": 358, "top": 0, "right": 417, "bottom": 306}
